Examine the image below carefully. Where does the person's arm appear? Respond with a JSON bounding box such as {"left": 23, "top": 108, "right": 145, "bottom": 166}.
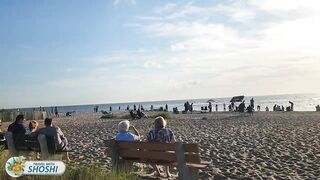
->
{"left": 169, "top": 129, "right": 176, "bottom": 143}
{"left": 129, "top": 125, "right": 140, "bottom": 137}
{"left": 57, "top": 127, "right": 65, "bottom": 139}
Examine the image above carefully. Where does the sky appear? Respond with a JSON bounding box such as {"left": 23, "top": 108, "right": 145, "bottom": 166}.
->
{"left": 1, "top": 0, "right": 320, "bottom": 108}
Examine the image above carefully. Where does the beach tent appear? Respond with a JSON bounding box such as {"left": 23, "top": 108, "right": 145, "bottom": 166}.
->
{"left": 230, "top": 96, "right": 245, "bottom": 102}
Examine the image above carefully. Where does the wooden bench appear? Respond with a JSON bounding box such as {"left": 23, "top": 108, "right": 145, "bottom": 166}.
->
{"left": 3, "top": 132, "right": 69, "bottom": 160}
{"left": 110, "top": 140, "right": 209, "bottom": 180}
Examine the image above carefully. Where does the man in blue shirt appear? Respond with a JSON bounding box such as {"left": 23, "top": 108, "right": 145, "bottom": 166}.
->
{"left": 115, "top": 120, "right": 140, "bottom": 141}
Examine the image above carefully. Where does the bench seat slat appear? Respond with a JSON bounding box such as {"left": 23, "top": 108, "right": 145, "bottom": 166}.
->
{"left": 185, "top": 154, "right": 201, "bottom": 164}
{"left": 118, "top": 141, "right": 176, "bottom": 151}
{"left": 117, "top": 141, "right": 199, "bottom": 153}
{"left": 119, "top": 149, "right": 177, "bottom": 162}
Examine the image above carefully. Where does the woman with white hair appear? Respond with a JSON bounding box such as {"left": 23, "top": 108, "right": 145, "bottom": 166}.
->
{"left": 115, "top": 120, "right": 140, "bottom": 141}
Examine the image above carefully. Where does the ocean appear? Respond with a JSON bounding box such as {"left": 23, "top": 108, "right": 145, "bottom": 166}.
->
{"left": 9, "top": 94, "right": 320, "bottom": 113}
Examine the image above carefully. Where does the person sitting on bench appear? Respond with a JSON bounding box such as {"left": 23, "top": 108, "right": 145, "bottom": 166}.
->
{"left": 37, "top": 118, "right": 70, "bottom": 161}
{"left": 115, "top": 120, "right": 140, "bottom": 141}
{"left": 25, "top": 120, "right": 39, "bottom": 136}
{"left": 7, "top": 115, "right": 26, "bottom": 134}
{"left": 146, "top": 116, "right": 176, "bottom": 178}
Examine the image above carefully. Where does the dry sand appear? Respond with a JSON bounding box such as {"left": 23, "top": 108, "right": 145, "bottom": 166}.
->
{"left": 2, "top": 111, "right": 320, "bottom": 179}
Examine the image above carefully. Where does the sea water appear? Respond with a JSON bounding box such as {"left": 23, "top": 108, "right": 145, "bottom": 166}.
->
{"left": 10, "top": 94, "right": 320, "bottom": 113}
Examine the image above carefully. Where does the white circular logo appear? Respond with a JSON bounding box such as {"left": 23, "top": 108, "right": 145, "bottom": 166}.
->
{"left": 5, "top": 156, "right": 27, "bottom": 177}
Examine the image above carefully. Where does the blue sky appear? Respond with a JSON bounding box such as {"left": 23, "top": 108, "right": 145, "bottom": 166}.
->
{"left": 1, "top": 0, "right": 320, "bottom": 108}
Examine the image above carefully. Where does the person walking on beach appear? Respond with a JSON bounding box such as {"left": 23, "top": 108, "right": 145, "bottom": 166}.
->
{"left": 146, "top": 116, "right": 176, "bottom": 178}
{"left": 38, "top": 118, "right": 70, "bottom": 161}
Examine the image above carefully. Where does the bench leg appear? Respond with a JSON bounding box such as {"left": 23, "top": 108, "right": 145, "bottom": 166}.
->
{"left": 38, "top": 135, "right": 49, "bottom": 160}
{"left": 5, "top": 132, "right": 18, "bottom": 156}
{"left": 188, "top": 168, "right": 199, "bottom": 180}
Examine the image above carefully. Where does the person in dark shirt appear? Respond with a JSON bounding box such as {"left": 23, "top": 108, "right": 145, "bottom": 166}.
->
{"left": 38, "top": 118, "right": 70, "bottom": 161}
{"left": 7, "top": 115, "right": 26, "bottom": 134}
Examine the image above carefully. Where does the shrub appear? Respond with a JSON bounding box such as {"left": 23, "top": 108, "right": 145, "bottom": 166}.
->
{"left": 149, "top": 112, "right": 171, "bottom": 119}
{"left": 100, "top": 113, "right": 118, "bottom": 119}
{"left": 0, "top": 149, "right": 137, "bottom": 180}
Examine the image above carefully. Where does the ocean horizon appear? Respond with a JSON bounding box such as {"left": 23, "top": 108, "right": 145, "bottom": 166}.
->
{"left": 7, "top": 93, "right": 320, "bottom": 113}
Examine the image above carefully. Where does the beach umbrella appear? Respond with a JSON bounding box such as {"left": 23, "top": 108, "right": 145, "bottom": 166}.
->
{"left": 206, "top": 99, "right": 215, "bottom": 103}
{"left": 230, "top": 96, "right": 245, "bottom": 102}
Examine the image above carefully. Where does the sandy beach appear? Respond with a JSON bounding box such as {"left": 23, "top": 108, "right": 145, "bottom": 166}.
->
{"left": 2, "top": 111, "right": 320, "bottom": 179}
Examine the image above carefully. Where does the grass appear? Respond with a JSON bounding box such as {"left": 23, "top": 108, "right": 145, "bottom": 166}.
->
{"left": 0, "top": 109, "right": 11, "bottom": 122}
{"left": 0, "top": 147, "right": 138, "bottom": 180}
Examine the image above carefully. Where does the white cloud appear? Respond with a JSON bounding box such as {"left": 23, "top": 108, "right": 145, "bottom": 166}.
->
{"left": 127, "top": 1, "right": 320, "bottom": 96}
{"left": 113, "top": 0, "right": 136, "bottom": 6}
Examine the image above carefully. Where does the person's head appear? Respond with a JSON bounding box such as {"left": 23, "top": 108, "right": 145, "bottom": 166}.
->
{"left": 15, "top": 114, "right": 24, "bottom": 124}
{"left": 29, "top": 120, "right": 38, "bottom": 132}
{"left": 154, "top": 116, "right": 166, "bottom": 129}
{"left": 44, "top": 118, "right": 53, "bottom": 127}
{"left": 118, "top": 120, "right": 130, "bottom": 133}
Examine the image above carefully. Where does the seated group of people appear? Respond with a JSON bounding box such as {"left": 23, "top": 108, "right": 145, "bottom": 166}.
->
{"left": 7, "top": 115, "right": 70, "bottom": 161}
{"left": 129, "top": 109, "right": 147, "bottom": 119}
{"left": 115, "top": 116, "right": 175, "bottom": 178}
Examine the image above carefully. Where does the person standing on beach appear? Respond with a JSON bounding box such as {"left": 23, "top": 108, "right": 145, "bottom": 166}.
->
{"left": 110, "top": 106, "right": 112, "bottom": 112}
{"left": 150, "top": 105, "right": 153, "bottom": 111}
{"left": 215, "top": 104, "right": 218, "bottom": 112}
{"left": 223, "top": 103, "right": 226, "bottom": 111}
{"left": 165, "top": 104, "right": 168, "bottom": 111}
{"left": 209, "top": 102, "right": 212, "bottom": 112}
{"left": 250, "top": 98, "right": 255, "bottom": 111}
{"left": 289, "top": 101, "right": 294, "bottom": 111}
{"left": 54, "top": 107, "right": 59, "bottom": 117}
{"left": 134, "top": 104, "right": 136, "bottom": 111}
{"left": 146, "top": 116, "right": 175, "bottom": 178}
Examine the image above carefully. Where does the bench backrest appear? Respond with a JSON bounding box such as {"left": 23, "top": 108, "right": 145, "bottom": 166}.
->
{"left": 10, "top": 133, "right": 56, "bottom": 153}
{"left": 115, "top": 141, "right": 201, "bottom": 164}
